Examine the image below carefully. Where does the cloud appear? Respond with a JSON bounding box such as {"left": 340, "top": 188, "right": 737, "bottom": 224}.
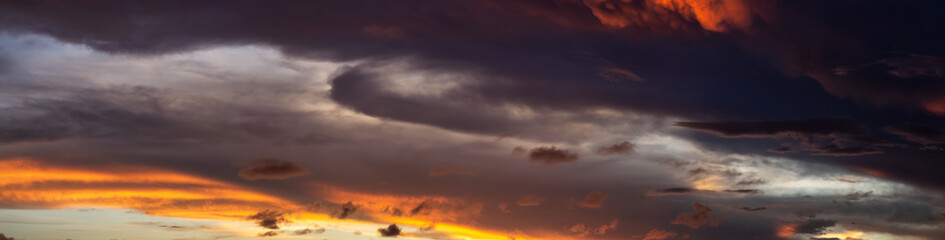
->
{"left": 676, "top": 118, "right": 888, "bottom": 156}
{"left": 378, "top": 224, "right": 402, "bottom": 237}
{"left": 293, "top": 228, "right": 313, "bottom": 235}
{"left": 643, "top": 229, "right": 678, "bottom": 240}
{"left": 338, "top": 201, "right": 358, "bottom": 219}
{"left": 0, "top": 233, "right": 14, "bottom": 240}
{"left": 645, "top": 187, "right": 761, "bottom": 196}
{"left": 597, "top": 141, "right": 634, "bottom": 155}
{"left": 238, "top": 159, "right": 308, "bottom": 180}
{"left": 577, "top": 191, "right": 607, "bottom": 208}
{"left": 671, "top": 202, "right": 723, "bottom": 229}
{"left": 582, "top": 0, "right": 759, "bottom": 32}
{"left": 511, "top": 146, "right": 527, "bottom": 156}
{"left": 516, "top": 196, "right": 545, "bottom": 207}
{"left": 886, "top": 124, "right": 945, "bottom": 149}
{"left": 793, "top": 219, "right": 836, "bottom": 235}
{"left": 723, "top": 189, "right": 762, "bottom": 194}
{"left": 735, "top": 207, "right": 768, "bottom": 212}
{"left": 0, "top": 158, "right": 294, "bottom": 221}
{"left": 498, "top": 203, "right": 511, "bottom": 213}
{"left": 568, "top": 219, "right": 619, "bottom": 236}
{"left": 247, "top": 210, "right": 289, "bottom": 230}
{"left": 527, "top": 146, "right": 578, "bottom": 165}
{"left": 409, "top": 201, "right": 430, "bottom": 216}
{"left": 258, "top": 231, "right": 278, "bottom": 237}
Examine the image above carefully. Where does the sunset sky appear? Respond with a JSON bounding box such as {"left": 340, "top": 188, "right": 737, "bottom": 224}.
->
{"left": 1, "top": 1, "right": 945, "bottom": 240}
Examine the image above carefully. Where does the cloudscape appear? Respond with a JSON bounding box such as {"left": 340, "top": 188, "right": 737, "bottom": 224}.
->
{"left": 1, "top": 1, "right": 945, "bottom": 239}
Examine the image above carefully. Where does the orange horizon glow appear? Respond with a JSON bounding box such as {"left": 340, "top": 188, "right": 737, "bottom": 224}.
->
{"left": 0, "top": 158, "right": 570, "bottom": 239}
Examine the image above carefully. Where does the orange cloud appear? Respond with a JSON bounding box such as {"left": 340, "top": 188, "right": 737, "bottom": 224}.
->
{"left": 306, "top": 184, "right": 574, "bottom": 240}
{"left": 643, "top": 229, "right": 679, "bottom": 240}
{"left": 0, "top": 158, "right": 572, "bottom": 240}
{"left": 516, "top": 195, "right": 546, "bottom": 207}
{"left": 583, "top": 0, "right": 757, "bottom": 32}
{"left": 0, "top": 158, "right": 293, "bottom": 220}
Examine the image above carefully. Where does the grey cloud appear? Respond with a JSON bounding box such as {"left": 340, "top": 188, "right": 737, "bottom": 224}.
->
{"left": 677, "top": 118, "right": 889, "bottom": 156}
{"left": 337, "top": 202, "right": 358, "bottom": 219}
{"left": 597, "top": 141, "right": 634, "bottom": 155}
{"left": 292, "top": 228, "right": 313, "bottom": 235}
{"left": 793, "top": 219, "right": 835, "bottom": 235}
{"left": 247, "top": 210, "right": 289, "bottom": 230}
{"left": 735, "top": 207, "right": 767, "bottom": 212}
{"left": 886, "top": 124, "right": 945, "bottom": 149}
{"left": 646, "top": 187, "right": 761, "bottom": 197}
{"left": 238, "top": 158, "right": 308, "bottom": 180}
{"left": 377, "top": 224, "right": 402, "bottom": 237}
{"left": 527, "top": 146, "right": 578, "bottom": 165}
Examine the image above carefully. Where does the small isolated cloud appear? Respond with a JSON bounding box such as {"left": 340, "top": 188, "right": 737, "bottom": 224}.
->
{"left": 671, "top": 202, "right": 724, "bottom": 229}
{"left": 293, "top": 228, "right": 313, "bottom": 235}
{"left": 511, "top": 146, "right": 527, "bottom": 156}
{"left": 793, "top": 219, "right": 836, "bottom": 235}
{"left": 516, "top": 196, "right": 545, "bottom": 207}
{"left": 338, "top": 201, "right": 358, "bottom": 219}
{"left": 428, "top": 166, "right": 476, "bottom": 177}
{"left": 643, "top": 229, "right": 678, "bottom": 240}
{"left": 596, "top": 219, "right": 619, "bottom": 234}
{"left": 258, "top": 231, "right": 278, "bottom": 237}
{"left": 527, "top": 146, "right": 578, "bottom": 165}
{"left": 498, "top": 203, "right": 511, "bottom": 213}
{"left": 735, "top": 206, "right": 767, "bottom": 212}
{"left": 238, "top": 158, "right": 308, "bottom": 180}
{"left": 597, "top": 141, "right": 634, "bottom": 155}
{"left": 577, "top": 191, "right": 607, "bottom": 208}
{"left": 569, "top": 219, "right": 619, "bottom": 236}
{"left": 378, "top": 224, "right": 402, "bottom": 237}
{"left": 247, "top": 210, "right": 289, "bottom": 230}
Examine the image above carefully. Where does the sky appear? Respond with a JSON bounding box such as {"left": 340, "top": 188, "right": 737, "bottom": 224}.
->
{"left": 1, "top": 0, "right": 945, "bottom": 240}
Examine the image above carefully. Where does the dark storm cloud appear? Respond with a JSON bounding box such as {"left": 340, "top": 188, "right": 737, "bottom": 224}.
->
{"left": 0, "top": 82, "right": 338, "bottom": 146}
{"left": 1, "top": 1, "right": 945, "bottom": 239}
{"left": 597, "top": 141, "right": 634, "bottom": 155}
{"left": 886, "top": 124, "right": 945, "bottom": 149}
{"left": 675, "top": 118, "right": 862, "bottom": 137}
{"left": 247, "top": 210, "right": 289, "bottom": 230}
{"left": 527, "top": 146, "right": 578, "bottom": 165}
{"left": 792, "top": 219, "right": 835, "bottom": 235}
{"left": 378, "top": 224, "right": 402, "bottom": 237}
{"left": 676, "top": 118, "right": 889, "bottom": 156}
{"left": 238, "top": 159, "right": 308, "bottom": 180}
{"left": 0, "top": 86, "right": 174, "bottom": 144}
